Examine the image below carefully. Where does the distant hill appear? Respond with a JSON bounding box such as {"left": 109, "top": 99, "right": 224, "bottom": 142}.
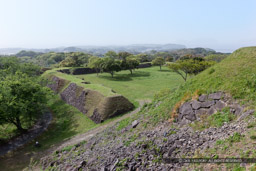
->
{"left": 0, "top": 44, "right": 186, "bottom": 55}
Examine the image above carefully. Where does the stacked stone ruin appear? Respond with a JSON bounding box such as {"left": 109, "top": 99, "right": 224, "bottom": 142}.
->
{"left": 177, "top": 92, "right": 245, "bottom": 124}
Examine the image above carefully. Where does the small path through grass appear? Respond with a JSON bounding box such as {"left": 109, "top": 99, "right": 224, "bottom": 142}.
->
{"left": 0, "top": 110, "right": 52, "bottom": 156}
{"left": 56, "top": 99, "right": 150, "bottom": 150}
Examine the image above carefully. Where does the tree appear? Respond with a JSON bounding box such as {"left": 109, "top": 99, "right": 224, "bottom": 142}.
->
{"left": 118, "top": 51, "right": 131, "bottom": 60}
{"left": 88, "top": 56, "right": 103, "bottom": 76}
{"left": 0, "top": 57, "right": 40, "bottom": 77}
{"left": 101, "top": 57, "right": 122, "bottom": 78}
{"left": 122, "top": 56, "right": 140, "bottom": 74}
{"left": 152, "top": 57, "right": 165, "bottom": 70}
{"left": 105, "top": 51, "right": 118, "bottom": 59}
{"left": 168, "top": 58, "right": 215, "bottom": 81}
{"left": 165, "top": 56, "right": 173, "bottom": 62}
{"left": 59, "top": 52, "right": 91, "bottom": 67}
{"left": 136, "top": 53, "right": 150, "bottom": 62}
{"left": 0, "top": 72, "right": 49, "bottom": 132}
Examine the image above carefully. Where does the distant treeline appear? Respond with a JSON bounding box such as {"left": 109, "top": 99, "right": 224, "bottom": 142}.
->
{"left": 0, "top": 48, "right": 229, "bottom": 68}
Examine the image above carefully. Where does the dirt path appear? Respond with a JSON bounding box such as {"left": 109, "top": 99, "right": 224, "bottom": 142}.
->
{"left": 0, "top": 110, "right": 52, "bottom": 156}
{"left": 56, "top": 100, "right": 150, "bottom": 150}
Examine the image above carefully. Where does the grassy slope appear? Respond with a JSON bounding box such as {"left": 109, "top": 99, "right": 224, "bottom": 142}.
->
{"left": 75, "top": 66, "right": 184, "bottom": 106}
{"left": 145, "top": 47, "right": 256, "bottom": 123}
{"left": 140, "top": 47, "right": 256, "bottom": 170}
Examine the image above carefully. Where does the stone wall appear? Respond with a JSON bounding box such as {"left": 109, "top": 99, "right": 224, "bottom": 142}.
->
{"left": 57, "top": 63, "right": 152, "bottom": 75}
{"left": 48, "top": 76, "right": 134, "bottom": 123}
{"left": 47, "top": 76, "right": 70, "bottom": 93}
{"left": 72, "top": 68, "right": 97, "bottom": 75}
{"left": 177, "top": 92, "right": 248, "bottom": 125}
{"left": 136, "top": 63, "right": 152, "bottom": 69}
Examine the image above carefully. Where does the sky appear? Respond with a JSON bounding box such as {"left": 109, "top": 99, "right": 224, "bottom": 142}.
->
{"left": 0, "top": 0, "right": 255, "bottom": 52}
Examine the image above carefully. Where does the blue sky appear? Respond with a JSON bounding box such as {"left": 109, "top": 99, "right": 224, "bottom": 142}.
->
{"left": 0, "top": 0, "right": 255, "bottom": 52}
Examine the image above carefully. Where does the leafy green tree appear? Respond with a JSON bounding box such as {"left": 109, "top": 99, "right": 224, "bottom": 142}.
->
{"left": 165, "top": 56, "right": 173, "bottom": 62}
{"left": 122, "top": 55, "right": 140, "bottom": 74}
{"left": 16, "top": 50, "right": 42, "bottom": 58}
{"left": 105, "top": 51, "right": 118, "bottom": 59}
{"left": 101, "top": 57, "right": 121, "bottom": 78}
{"left": 136, "top": 53, "right": 150, "bottom": 62}
{"left": 168, "top": 58, "right": 215, "bottom": 81}
{"left": 36, "top": 52, "right": 66, "bottom": 67}
{"left": 0, "top": 72, "right": 49, "bottom": 132}
{"left": 152, "top": 57, "right": 165, "bottom": 70}
{"left": 0, "top": 57, "right": 40, "bottom": 77}
{"left": 88, "top": 56, "right": 103, "bottom": 76}
{"left": 118, "top": 51, "right": 131, "bottom": 60}
{"left": 59, "top": 52, "right": 91, "bottom": 67}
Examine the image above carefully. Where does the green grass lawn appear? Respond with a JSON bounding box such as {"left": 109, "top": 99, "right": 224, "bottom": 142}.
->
{"left": 75, "top": 66, "right": 184, "bottom": 105}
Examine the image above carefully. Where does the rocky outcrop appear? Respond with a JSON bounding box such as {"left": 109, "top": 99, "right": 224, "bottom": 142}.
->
{"left": 176, "top": 92, "right": 247, "bottom": 124}
{"left": 48, "top": 76, "right": 134, "bottom": 123}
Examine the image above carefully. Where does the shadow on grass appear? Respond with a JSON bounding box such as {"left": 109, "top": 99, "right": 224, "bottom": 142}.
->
{"left": 35, "top": 98, "right": 80, "bottom": 150}
{"left": 158, "top": 69, "right": 171, "bottom": 72}
{"left": 98, "top": 71, "right": 150, "bottom": 81}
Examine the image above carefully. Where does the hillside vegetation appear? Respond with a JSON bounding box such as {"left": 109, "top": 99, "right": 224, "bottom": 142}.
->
{"left": 40, "top": 47, "right": 256, "bottom": 171}
{"left": 150, "top": 46, "right": 256, "bottom": 122}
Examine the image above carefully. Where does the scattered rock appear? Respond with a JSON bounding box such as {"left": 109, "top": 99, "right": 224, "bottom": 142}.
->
{"left": 168, "top": 146, "right": 177, "bottom": 156}
{"left": 234, "top": 105, "right": 244, "bottom": 115}
{"left": 215, "top": 100, "right": 226, "bottom": 111}
{"left": 208, "top": 92, "right": 222, "bottom": 100}
{"left": 237, "top": 110, "right": 254, "bottom": 121}
{"left": 40, "top": 91, "right": 254, "bottom": 171}
{"left": 198, "top": 94, "right": 208, "bottom": 102}
{"left": 184, "top": 112, "right": 196, "bottom": 121}
{"left": 110, "top": 159, "right": 119, "bottom": 171}
{"left": 191, "top": 100, "right": 201, "bottom": 110}
{"left": 201, "top": 101, "right": 215, "bottom": 108}
{"left": 132, "top": 120, "right": 139, "bottom": 128}
{"left": 179, "top": 102, "right": 193, "bottom": 115}
{"left": 207, "top": 106, "right": 217, "bottom": 115}
{"left": 101, "top": 166, "right": 108, "bottom": 171}
{"left": 195, "top": 108, "right": 208, "bottom": 115}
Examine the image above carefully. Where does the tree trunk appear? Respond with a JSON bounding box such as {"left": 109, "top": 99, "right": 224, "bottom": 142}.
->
{"left": 111, "top": 71, "right": 114, "bottom": 78}
{"left": 15, "top": 117, "right": 25, "bottom": 132}
{"left": 160, "top": 65, "right": 162, "bottom": 70}
{"left": 130, "top": 69, "right": 133, "bottom": 75}
{"left": 184, "top": 72, "right": 187, "bottom": 82}
{"left": 96, "top": 69, "right": 99, "bottom": 76}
